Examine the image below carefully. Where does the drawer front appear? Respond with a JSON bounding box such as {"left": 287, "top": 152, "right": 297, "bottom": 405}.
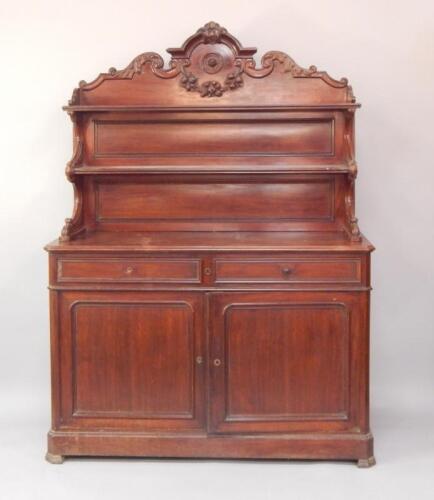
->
{"left": 57, "top": 258, "right": 201, "bottom": 283}
{"left": 214, "top": 258, "right": 361, "bottom": 284}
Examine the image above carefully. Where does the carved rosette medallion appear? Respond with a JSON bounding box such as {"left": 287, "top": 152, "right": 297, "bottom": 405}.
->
{"left": 70, "top": 21, "right": 353, "bottom": 102}
{"left": 202, "top": 53, "right": 224, "bottom": 74}
{"left": 63, "top": 21, "right": 358, "bottom": 241}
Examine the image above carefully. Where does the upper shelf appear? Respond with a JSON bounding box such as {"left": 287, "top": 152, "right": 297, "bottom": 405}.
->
{"left": 66, "top": 21, "right": 358, "bottom": 109}
{"left": 64, "top": 104, "right": 361, "bottom": 113}
{"left": 72, "top": 164, "right": 353, "bottom": 175}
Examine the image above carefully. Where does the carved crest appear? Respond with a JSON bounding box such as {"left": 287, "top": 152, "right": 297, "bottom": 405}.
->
{"left": 70, "top": 21, "right": 355, "bottom": 104}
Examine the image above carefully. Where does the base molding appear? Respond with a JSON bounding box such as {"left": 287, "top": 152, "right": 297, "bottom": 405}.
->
{"left": 47, "top": 430, "right": 374, "bottom": 465}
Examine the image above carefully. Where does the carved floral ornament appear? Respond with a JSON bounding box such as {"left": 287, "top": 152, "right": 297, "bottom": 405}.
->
{"left": 70, "top": 21, "right": 355, "bottom": 103}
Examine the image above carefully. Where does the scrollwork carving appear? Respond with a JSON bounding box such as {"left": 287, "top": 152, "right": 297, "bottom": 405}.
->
{"left": 344, "top": 133, "right": 361, "bottom": 241}
{"left": 113, "top": 52, "right": 182, "bottom": 80}
{"left": 243, "top": 51, "right": 348, "bottom": 88}
{"left": 67, "top": 21, "right": 354, "bottom": 104}
{"left": 75, "top": 53, "right": 183, "bottom": 97}
{"left": 60, "top": 136, "right": 85, "bottom": 242}
{"left": 68, "top": 87, "right": 79, "bottom": 106}
{"left": 65, "top": 136, "right": 83, "bottom": 182}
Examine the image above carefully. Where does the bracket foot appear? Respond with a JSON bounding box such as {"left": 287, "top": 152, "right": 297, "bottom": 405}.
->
{"left": 357, "top": 456, "right": 376, "bottom": 468}
{"left": 46, "top": 452, "right": 65, "bottom": 464}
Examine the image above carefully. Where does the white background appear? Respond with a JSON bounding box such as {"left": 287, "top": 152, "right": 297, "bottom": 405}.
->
{"left": 1, "top": 0, "right": 433, "bottom": 498}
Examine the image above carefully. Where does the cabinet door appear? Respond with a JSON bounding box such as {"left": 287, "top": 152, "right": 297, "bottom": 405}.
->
{"left": 208, "top": 291, "right": 368, "bottom": 434}
{"left": 55, "top": 291, "right": 205, "bottom": 431}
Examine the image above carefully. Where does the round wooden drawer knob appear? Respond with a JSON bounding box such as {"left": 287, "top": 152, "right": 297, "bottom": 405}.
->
{"left": 125, "top": 266, "right": 134, "bottom": 275}
{"left": 213, "top": 358, "right": 221, "bottom": 367}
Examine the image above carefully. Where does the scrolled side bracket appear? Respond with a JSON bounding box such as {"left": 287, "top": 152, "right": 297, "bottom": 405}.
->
{"left": 60, "top": 134, "right": 85, "bottom": 242}
{"left": 344, "top": 120, "right": 362, "bottom": 242}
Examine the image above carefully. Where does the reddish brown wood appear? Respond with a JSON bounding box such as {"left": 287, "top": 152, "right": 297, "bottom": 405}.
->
{"left": 57, "top": 291, "right": 205, "bottom": 431}
{"left": 46, "top": 22, "right": 374, "bottom": 465}
{"left": 94, "top": 117, "right": 333, "bottom": 157}
{"left": 208, "top": 291, "right": 365, "bottom": 434}
{"left": 94, "top": 175, "right": 337, "bottom": 232}
{"left": 57, "top": 257, "right": 201, "bottom": 283}
{"left": 214, "top": 257, "right": 361, "bottom": 283}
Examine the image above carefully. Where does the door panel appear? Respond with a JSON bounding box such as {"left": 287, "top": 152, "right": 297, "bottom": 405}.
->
{"left": 58, "top": 291, "right": 205, "bottom": 431}
{"left": 209, "top": 291, "right": 364, "bottom": 434}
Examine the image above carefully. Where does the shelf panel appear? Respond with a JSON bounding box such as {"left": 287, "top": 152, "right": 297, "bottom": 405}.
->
{"left": 72, "top": 164, "right": 351, "bottom": 175}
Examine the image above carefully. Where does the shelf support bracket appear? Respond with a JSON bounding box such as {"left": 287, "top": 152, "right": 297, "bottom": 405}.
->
{"left": 60, "top": 126, "right": 85, "bottom": 242}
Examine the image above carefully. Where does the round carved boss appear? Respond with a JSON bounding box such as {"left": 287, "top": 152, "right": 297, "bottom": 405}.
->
{"left": 201, "top": 52, "right": 224, "bottom": 74}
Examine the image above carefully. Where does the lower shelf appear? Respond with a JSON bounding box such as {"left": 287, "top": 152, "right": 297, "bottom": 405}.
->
{"left": 47, "top": 429, "right": 374, "bottom": 466}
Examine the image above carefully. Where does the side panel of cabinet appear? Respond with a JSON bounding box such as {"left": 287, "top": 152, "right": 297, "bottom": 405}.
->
{"left": 208, "top": 291, "right": 369, "bottom": 434}
{"left": 53, "top": 291, "right": 205, "bottom": 431}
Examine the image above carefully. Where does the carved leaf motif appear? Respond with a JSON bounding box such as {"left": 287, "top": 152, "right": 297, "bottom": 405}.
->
{"left": 179, "top": 63, "right": 244, "bottom": 98}
{"left": 67, "top": 22, "right": 354, "bottom": 104}
{"left": 197, "top": 21, "right": 227, "bottom": 44}
{"left": 180, "top": 71, "right": 199, "bottom": 92}
{"left": 225, "top": 70, "right": 243, "bottom": 90}
{"left": 200, "top": 81, "right": 223, "bottom": 97}
{"left": 114, "top": 53, "right": 181, "bottom": 80}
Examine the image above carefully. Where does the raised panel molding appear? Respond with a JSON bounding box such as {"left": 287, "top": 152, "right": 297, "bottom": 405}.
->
{"left": 47, "top": 20, "right": 374, "bottom": 465}
{"left": 58, "top": 258, "right": 201, "bottom": 283}
{"left": 214, "top": 258, "right": 361, "bottom": 284}
{"left": 70, "top": 301, "right": 195, "bottom": 420}
{"left": 95, "top": 178, "right": 335, "bottom": 224}
{"left": 93, "top": 118, "right": 334, "bottom": 158}
{"left": 222, "top": 302, "right": 350, "bottom": 423}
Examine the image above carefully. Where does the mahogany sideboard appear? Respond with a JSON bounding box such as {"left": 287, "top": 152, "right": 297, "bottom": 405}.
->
{"left": 45, "top": 22, "right": 375, "bottom": 466}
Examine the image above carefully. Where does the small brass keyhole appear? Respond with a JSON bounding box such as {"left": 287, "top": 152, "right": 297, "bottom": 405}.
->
{"left": 204, "top": 267, "right": 212, "bottom": 276}
{"left": 196, "top": 356, "right": 203, "bottom": 365}
{"left": 125, "top": 266, "right": 134, "bottom": 275}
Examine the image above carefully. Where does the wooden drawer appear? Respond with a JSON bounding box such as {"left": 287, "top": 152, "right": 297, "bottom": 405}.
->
{"left": 214, "top": 258, "right": 361, "bottom": 284}
{"left": 57, "top": 258, "right": 201, "bottom": 283}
